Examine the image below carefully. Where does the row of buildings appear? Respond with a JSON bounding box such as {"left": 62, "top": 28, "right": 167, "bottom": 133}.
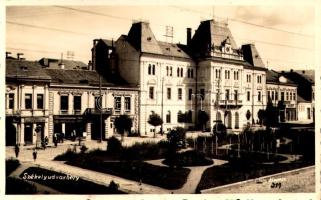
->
{"left": 5, "top": 19, "right": 315, "bottom": 146}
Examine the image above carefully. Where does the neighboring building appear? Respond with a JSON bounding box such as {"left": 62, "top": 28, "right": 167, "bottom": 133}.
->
{"left": 266, "top": 70, "right": 297, "bottom": 122}
{"left": 39, "top": 57, "right": 89, "bottom": 70}
{"left": 6, "top": 59, "right": 51, "bottom": 146}
{"left": 282, "top": 70, "right": 315, "bottom": 123}
{"left": 6, "top": 58, "right": 139, "bottom": 146}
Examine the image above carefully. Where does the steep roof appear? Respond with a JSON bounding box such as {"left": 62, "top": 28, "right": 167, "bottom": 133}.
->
{"left": 293, "top": 70, "right": 314, "bottom": 84}
{"left": 45, "top": 69, "right": 131, "bottom": 87}
{"left": 39, "top": 58, "right": 88, "bottom": 70}
{"left": 266, "top": 70, "right": 296, "bottom": 86}
{"left": 121, "top": 22, "right": 192, "bottom": 59}
{"left": 241, "top": 44, "right": 265, "bottom": 68}
{"left": 6, "top": 59, "right": 51, "bottom": 81}
{"left": 189, "top": 20, "right": 238, "bottom": 56}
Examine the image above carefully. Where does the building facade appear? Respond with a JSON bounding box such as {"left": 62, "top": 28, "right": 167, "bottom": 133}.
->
{"left": 6, "top": 58, "right": 139, "bottom": 146}
{"left": 93, "top": 20, "right": 269, "bottom": 136}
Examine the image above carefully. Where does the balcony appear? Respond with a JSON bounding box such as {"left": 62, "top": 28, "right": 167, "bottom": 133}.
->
{"left": 216, "top": 100, "right": 243, "bottom": 108}
{"left": 84, "top": 108, "right": 113, "bottom": 115}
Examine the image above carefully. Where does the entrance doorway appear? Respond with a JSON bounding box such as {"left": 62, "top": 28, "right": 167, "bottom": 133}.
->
{"left": 24, "top": 123, "right": 33, "bottom": 144}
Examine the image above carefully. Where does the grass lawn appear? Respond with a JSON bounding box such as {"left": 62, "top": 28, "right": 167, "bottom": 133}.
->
{"left": 6, "top": 177, "right": 37, "bottom": 194}
{"left": 67, "top": 160, "right": 190, "bottom": 190}
{"left": 196, "top": 161, "right": 314, "bottom": 192}
{"left": 20, "top": 167, "right": 126, "bottom": 194}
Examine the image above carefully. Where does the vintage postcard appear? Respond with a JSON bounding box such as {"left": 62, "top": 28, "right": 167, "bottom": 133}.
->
{"left": 2, "top": 1, "right": 320, "bottom": 200}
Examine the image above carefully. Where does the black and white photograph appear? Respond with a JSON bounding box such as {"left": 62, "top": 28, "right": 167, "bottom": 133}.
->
{"left": 3, "top": 2, "right": 319, "bottom": 199}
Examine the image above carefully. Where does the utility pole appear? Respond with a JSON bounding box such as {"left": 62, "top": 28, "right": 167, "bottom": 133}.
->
{"left": 160, "top": 77, "right": 164, "bottom": 135}
{"left": 99, "top": 75, "right": 103, "bottom": 143}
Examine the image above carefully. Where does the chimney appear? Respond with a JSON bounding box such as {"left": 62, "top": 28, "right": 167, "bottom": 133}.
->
{"left": 59, "top": 53, "right": 65, "bottom": 69}
{"left": 6, "top": 52, "right": 11, "bottom": 59}
{"left": 187, "top": 28, "right": 192, "bottom": 45}
{"left": 17, "top": 53, "right": 24, "bottom": 60}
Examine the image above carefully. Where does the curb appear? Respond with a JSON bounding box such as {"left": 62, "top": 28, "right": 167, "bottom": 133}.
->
{"left": 200, "top": 165, "right": 314, "bottom": 193}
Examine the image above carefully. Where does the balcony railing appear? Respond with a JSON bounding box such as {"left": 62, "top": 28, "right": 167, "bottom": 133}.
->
{"left": 218, "top": 100, "right": 242, "bottom": 105}
{"left": 84, "top": 108, "right": 113, "bottom": 115}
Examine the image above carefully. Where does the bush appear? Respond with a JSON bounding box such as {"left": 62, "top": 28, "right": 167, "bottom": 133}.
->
{"left": 54, "top": 148, "right": 78, "bottom": 161}
{"left": 6, "top": 158, "right": 20, "bottom": 176}
{"left": 121, "top": 141, "right": 168, "bottom": 160}
{"left": 6, "top": 177, "right": 37, "bottom": 194}
{"left": 107, "top": 136, "right": 122, "bottom": 155}
{"left": 80, "top": 145, "right": 88, "bottom": 154}
{"left": 163, "top": 150, "right": 213, "bottom": 167}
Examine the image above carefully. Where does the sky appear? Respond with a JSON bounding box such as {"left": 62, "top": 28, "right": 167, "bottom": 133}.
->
{"left": 6, "top": 5, "right": 316, "bottom": 71}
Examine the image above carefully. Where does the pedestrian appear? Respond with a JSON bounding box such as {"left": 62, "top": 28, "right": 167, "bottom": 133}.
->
{"left": 53, "top": 133, "right": 58, "bottom": 147}
{"left": 14, "top": 144, "right": 20, "bottom": 158}
{"left": 60, "top": 132, "right": 64, "bottom": 143}
{"left": 32, "top": 149, "right": 37, "bottom": 162}
{"left": 41, "top": 139, "right": 46, "bottom": 150}
{"left": 44, "top": 136, "right": 49, "bottom": 146}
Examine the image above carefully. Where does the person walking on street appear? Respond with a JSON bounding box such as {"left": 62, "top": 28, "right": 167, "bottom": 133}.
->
{"left": 32, "top": 149, "right": 37, "bottom": 162}
{"left": 53, "top": 133, "right": 58, "bottom": 147}
{"left": 14, "top": 144, "right": 20, "bottom": 158}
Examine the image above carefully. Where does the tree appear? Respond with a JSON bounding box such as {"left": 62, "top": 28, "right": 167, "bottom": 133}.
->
{"left": 147, "top": 113, "right": 163, "bottom": 138}
{"left": 198, "top": 110, "right": 209, "bottom": 131}
{"left": 264, "top": 98, "right": 279, "bottom": 128}
{"left": 166, "top": 127, "right": 186, "bottom": 169}
{"left": 114, "top": 115, "right": 133, "bottom": 142}
{"left": 257, "top": 109, "right": 265, "bottom": 125}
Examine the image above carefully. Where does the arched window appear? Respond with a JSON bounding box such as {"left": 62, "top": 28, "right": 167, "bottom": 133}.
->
{"left": 235, "top": 112, "right": 239, "bottom": 129}
{"left": 170, "top": 67, "right": 173, "bottom": 76}
{"left": 225, "top": 111, "right": 232, "bottom": 128}
{"left": 166, "top": 111, "right": 171, "bottom": 123}
{"left": 187, "top": 69, "right": 190, "bottom": 78}
{"left": 166, "top": 66, "right": 169, "bottom": 76}
{"left": 177, "top": 68, "right": 180, "bottom": 77}
{"left": 180, "top": 68, "right": 183, "bottom": 77}
{"left": 191, "top": 69, "right": 194, "bottom": 78}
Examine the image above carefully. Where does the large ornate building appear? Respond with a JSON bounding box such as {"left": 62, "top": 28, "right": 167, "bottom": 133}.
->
{"left": 93, "top": 19, "right": 269, "bottom": 136}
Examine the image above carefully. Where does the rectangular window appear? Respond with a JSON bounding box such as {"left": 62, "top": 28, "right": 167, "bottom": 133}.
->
{"left": 8, "top": 93, "right": 14, "bottom": 109}
{"left": 271, "top": 91, "right": 274, "bottom": 100}
{"left": 149, "top": 87, "right": 154, "bottom": 99}
{"left": 188, "top": 88, "right": 192, "bottom": 100}
{"left": 200, "top": 89, "right": 205, "bottom": 100}
{"left": 247, "top": 91, "right": 250, "bottom": 101}
{"left": 25, "top": 94, "right": 32, "bottom": 109}
{"left": 73, "top": 96, "right": 81, "bottom": 111}
{"left": 125, "top": 97, "right": 131, "bottom": 112}
{"left": 258, "top": 91, "right": 261, "bottom": 102}
{"left": 275, "top": 91, "right": 278, "bottom": 101}
{"left": 225, "top": 89, "right": 230, "bottom": 100}
{"left": 234, "top": 90, "right": 238, "bottom": 101}
{"left": 191, "top": 69, "right": 194, "bottom": 78}
{"left": 166, "top": 112, "right": 171, "bottom": 123}
{"left": 60, "top": 95, "right": 68, "bottom": 111}
{"left": 114, "top": 97, "right": 121, "bottom": 112}
{"left": 307, "top": 107, "right": 311, "bottom": 119}
{"left": 281, "top": 92, "right": 284, "bottom": 101}
{"left": 178, "top": 88, "right": 182, "bottom": 100}
{"left": 267, "top": 91, "right": 271, "bottom": 100}
{"left": 293, "top": 93, "right": 296, "bottom": 101}
{"left": 286, "top": 92, "right": 289, "bottom": 101}
{"left": 37, "top": 94, "right": 44, "bottom": 109}
{"left": 167, "top": 88, "right": 171, "bottom": 100}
